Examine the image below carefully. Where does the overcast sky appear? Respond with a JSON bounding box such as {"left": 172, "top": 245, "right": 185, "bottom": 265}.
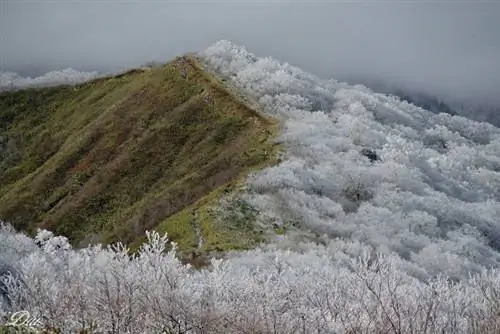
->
{"left": 1, "top": 1, "right": 499, "bottom": 103}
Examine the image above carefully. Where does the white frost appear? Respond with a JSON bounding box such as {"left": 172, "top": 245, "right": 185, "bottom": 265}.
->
{"left": 202, "top": 40, "right": 500, "bottom": 280}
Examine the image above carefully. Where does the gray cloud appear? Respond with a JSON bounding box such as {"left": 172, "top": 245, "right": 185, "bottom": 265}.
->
{"left": 1, "top": 1, "right": 499, "bottom": 104}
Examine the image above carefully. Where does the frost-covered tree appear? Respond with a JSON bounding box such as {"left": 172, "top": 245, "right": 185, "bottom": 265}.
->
{"left": 0, "top": 68, "right": 101, "bottom": 91}
{"left": 0, "top": 225, "right": 500, "bottom": 333}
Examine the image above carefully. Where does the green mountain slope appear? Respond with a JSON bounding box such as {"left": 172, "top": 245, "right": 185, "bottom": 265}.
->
{"left": 0, "top": 56, "right": 280, "bottom": 256}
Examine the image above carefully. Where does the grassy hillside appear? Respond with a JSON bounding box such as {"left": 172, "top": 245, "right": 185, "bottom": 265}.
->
{"left": 0, "top": 56, "right": 280, "bottom": 256}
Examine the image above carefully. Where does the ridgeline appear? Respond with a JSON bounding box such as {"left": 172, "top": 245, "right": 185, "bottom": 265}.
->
{"left": 0, "top": 56, "right": 280, "bottom": 259}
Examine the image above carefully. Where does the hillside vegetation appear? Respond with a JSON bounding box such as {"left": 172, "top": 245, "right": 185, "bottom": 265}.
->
{"left": 0, "top": 55, "right": 280, "bottom": 255}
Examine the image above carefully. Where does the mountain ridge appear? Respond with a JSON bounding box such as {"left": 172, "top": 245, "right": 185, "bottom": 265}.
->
{"left": 1, "top": 40, "right": 500, "bottom": 333}
{"left": 0, "top": 54, "right": 281, "bottom": 257}
{"left": 1, "top": 40, "right": 500, "bottom": 279}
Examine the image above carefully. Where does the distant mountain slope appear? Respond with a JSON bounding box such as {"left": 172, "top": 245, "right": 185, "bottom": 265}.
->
{"left": 0, "top": 68, "right": 100, "bottom": 91}
{"left": 346, "top": 78, "right": 500, "bottom": 127}
{"left": 0, "top": 55, "right": 279, "bottom": 254}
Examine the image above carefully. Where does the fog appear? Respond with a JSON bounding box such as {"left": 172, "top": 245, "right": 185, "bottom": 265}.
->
{"left": 1, "top": 1, "right": 499, "bottom": 104}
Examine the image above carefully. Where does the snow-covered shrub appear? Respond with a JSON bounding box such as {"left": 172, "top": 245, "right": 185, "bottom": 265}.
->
{"left": 1, "top": 225, "right": 500, "bottom": 333}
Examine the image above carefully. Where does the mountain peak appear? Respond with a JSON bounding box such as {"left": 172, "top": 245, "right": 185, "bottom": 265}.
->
{"left": 0, "top": 53, "right": 280, "bottom": 258}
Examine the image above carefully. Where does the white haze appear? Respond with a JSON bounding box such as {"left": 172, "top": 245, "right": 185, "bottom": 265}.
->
{"left": 1, "top": 1, "right": 499, "bottom": 106}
